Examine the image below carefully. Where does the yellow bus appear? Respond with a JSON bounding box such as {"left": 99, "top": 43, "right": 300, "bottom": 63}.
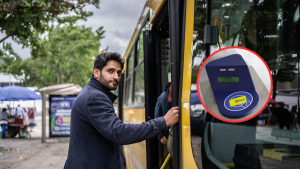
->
{"left": 117, "top": 0, "right": 300, "bottom": 169}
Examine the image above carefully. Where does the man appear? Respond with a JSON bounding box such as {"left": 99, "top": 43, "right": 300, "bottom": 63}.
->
{"left": 275, "top": 102, "right": 291, "bottom": 130}
{"left": 0, "top": 108, "right": 11, "bottom": 138}
{"left": 28, "top": 108, "right": 34, "bottom": 122}
{"left": 154, "top": 82, "right": 206, "bottom": 161}
{"left": 28, "top": 108, "right": 35, "bottom": 131}
{"left": 14, "top": 105, "right": 25, "bottom": 118}
{"left": 290, "top": 105, "right": 299, "bottom": 131}
{"left": 64, "top": 52, "right": 179, "bottom": 169}
{"left": 155, "top": 83, "right": 206, "bottom": 145}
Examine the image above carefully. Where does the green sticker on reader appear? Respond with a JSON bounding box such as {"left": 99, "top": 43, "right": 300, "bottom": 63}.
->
{"left": 218, "top": 77, "right": 239, "bottom": 83}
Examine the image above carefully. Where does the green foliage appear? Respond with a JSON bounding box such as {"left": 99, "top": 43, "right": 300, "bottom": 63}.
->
{"left": 0, "top": 24, "right": 105, "bottom": 88}
{"left": 0, "top": 0, "right": 100, "bottom": 54}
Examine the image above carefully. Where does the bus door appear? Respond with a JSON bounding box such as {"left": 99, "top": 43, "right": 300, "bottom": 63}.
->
{"left": 144, "top": 30, "right": 172, "bottom": 169}
{"left": 143, "top": 0, "right": 184, "bottom": 168}
{"left": 143, "top": 27, "right": 173, "bottom": 169}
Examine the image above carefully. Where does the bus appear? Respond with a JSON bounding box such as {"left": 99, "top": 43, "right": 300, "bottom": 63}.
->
{"left": 117, "top": 0, "right": 300, "bottom": 169}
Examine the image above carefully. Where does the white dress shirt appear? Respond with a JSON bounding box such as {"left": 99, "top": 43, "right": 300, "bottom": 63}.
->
{"left": 14, "top": 107, "right": 25, "bottom": 118}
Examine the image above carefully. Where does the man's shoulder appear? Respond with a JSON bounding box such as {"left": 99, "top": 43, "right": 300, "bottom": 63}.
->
{"left": 158, "top": 89, "right": 168, "bottom": 100}
{"left": 83, "top": 85, "right": 105, "bottom": 94}
{"left": 80, "top": 85, "right": 107, "bottom": 100}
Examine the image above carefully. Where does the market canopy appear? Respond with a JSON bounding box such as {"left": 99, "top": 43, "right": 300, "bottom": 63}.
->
{"left": 38, "top": 83, "right": 82, "bottom": 95}
{"left": 0, "top": 86, "right": 41, "bottom": 101}
{"left": 268, "top": 98, "right": 278, "bottom": 104}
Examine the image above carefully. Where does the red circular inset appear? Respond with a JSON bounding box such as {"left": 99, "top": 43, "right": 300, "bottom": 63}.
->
{"left": 196, "top": 46, "right": 273, "bottom": 123}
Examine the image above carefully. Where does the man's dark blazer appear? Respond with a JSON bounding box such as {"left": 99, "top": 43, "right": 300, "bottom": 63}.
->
{"left": 64, "top": 78, "right": 167, "bottom": 169}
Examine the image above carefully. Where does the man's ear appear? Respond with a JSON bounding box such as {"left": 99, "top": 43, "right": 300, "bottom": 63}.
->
{"left": 93, "top": 68, "right": 100, "bottom": 79}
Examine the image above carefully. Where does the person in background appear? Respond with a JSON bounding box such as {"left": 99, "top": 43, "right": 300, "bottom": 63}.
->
{"left": 14, "top": 105, "right": 25, "bottom": 119}
{"left": 155, "top": 83, "right": 206, "bottom": 145}
{"left": 290, "top": 105, "right": 299, "bottom": 131}
{"left": 6, "top": 105, "right": 11, "bottom": 114}
{"left": 28, "top": 108, "right": 35, "bottom": 131}
{"left": 0, "top": 108, "right": 11, "bottom": 139}
{"left": 298, "top": 108, "right": 300, "bottom": 128}
{"left": 155, "top": 83, "right": 172, "bottom": 144}
{"left": 28, "top": 108, "right": 34, "bottom": 122}
{"left": 275, "top": 102, "right": 291, "bottom": 130}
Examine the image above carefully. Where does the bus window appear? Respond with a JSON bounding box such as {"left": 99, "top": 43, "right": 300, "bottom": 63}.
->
{"left": 155, "top": 37, "right": 173, "bottom": 169}
{"left": 132, "top": 23, "right": 148, "bottom": 107}
{"left": 124, "top": 50, "right": 134, "bottom": 108}
{"left": 158, "top": 38, "right": 171, "bottom": 91}
{"left": 127, "top": 50, "right": 134, "bottom": 76}
{"left": 190, "top": 0, "right": 207, "bottom": 168}
{"left": 133, "top": 63, "right": 144, "bottom": 107}
{"left": 136, "top": 21, "right": 149, "bottom": 64}
{"left": 124, "top": 77, "right": 133, "bottom": 107}
{"left": 196, "top": 0, "right": 300, "bottom": 168}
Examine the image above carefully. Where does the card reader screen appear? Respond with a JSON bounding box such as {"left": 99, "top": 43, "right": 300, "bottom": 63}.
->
{"left": 218, "top": 77, "right": 239, "bottom": 83}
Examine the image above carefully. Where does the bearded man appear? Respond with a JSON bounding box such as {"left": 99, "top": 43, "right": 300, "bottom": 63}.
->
{"left": 64, "top": 52, "right": 179, "bottom": 169}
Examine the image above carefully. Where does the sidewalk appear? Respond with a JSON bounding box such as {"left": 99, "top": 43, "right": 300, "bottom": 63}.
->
{"left": 0, "top": 115, "right": 69, "bottom": 169}
{"left": 0, "top": 138, "right": 69, "bottom": 169}
{"left": 30, "top": 116, "right": 50, "bottom": 138}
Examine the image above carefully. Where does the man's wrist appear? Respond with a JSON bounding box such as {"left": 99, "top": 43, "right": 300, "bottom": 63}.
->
{"left": 164, "top": 116, "right": 169, "bottom": 127}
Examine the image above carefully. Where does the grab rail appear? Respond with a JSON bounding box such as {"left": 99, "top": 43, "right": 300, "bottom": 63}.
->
{"left": 160, "top": 153, "right": 171, "bottom": 169}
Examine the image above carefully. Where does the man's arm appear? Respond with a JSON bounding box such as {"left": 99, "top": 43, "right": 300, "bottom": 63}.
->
{"left": 22, "top": 109, "right": 25, "bottom": 118}
{"left": 160, "top": 136, "right": 168, "bottom": 144}
{"left": 154, "top": 96, "right": 169, "bottom": 140}
{"left": 86, "top": 93, "right": 179, "bottom": 145}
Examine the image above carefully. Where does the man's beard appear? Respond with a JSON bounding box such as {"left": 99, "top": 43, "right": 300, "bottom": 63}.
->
{"left": 99, "top": 72, "right": 118, "bottom": 91}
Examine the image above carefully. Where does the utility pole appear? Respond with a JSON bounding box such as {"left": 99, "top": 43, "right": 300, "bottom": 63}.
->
{"left": 42, "top": 91, "right": 46, "bottom": 143}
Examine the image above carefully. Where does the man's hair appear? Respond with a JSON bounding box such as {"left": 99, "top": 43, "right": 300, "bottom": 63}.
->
{"left": 278, "top": 102, "right": 285, "bottom": 107}
{"left": 93, "top": 52, "right": 124, "bottom": 74}
{"left": 2, "top": 108, "right": 7, "bottom": 111}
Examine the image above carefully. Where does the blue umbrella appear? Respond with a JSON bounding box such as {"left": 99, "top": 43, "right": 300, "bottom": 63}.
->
{"left": 0, "top": 86, "right": 41, "bottom": 101}
{"left": 0, "top": 92, "right": 5, "bottom": 101}
{"left": 190, "top": 92, "right": 201, "bottom": 105}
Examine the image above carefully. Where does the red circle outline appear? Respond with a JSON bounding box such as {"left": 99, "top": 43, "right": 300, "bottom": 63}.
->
{"left": 196, "top": 46, "right": 273, "bottom": 123}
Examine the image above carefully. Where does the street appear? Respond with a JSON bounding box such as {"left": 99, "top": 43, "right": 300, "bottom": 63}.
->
{"left": 0, "top": 138, "right": 69, "bottom": 169}
{"left": 0, "top": 115, "right": 69, "bottom": 169}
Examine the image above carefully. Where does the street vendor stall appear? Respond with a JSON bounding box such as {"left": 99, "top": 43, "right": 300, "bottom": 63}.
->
{"left": 5, "top": 116, "right": 33, "bottom": 138}
{"left": 0, "top": 86, "right": 41, "bottom": 138}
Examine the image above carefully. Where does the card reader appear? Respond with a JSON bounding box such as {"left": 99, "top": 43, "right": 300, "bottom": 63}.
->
{"left": 205, "top": 54, "right": 259, "bottom": 118}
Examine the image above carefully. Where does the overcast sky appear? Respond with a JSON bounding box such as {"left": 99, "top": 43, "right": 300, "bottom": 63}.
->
{"left": 0, "top": 0, "right": 146, "bottom": 59}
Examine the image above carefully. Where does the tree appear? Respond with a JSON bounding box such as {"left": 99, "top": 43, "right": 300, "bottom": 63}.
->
{"left": 191, "top": 0, "right": 206, "bottom": 84}
{"left": 0, "top": 0, "right": 100, "bottom": 56}
{"left": 0, "top": 23, "right": 105, "bottom": 88}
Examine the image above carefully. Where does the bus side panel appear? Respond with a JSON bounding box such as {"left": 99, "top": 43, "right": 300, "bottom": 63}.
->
{"left": 123, "top": 108, "right": 146, "bottom": 169}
